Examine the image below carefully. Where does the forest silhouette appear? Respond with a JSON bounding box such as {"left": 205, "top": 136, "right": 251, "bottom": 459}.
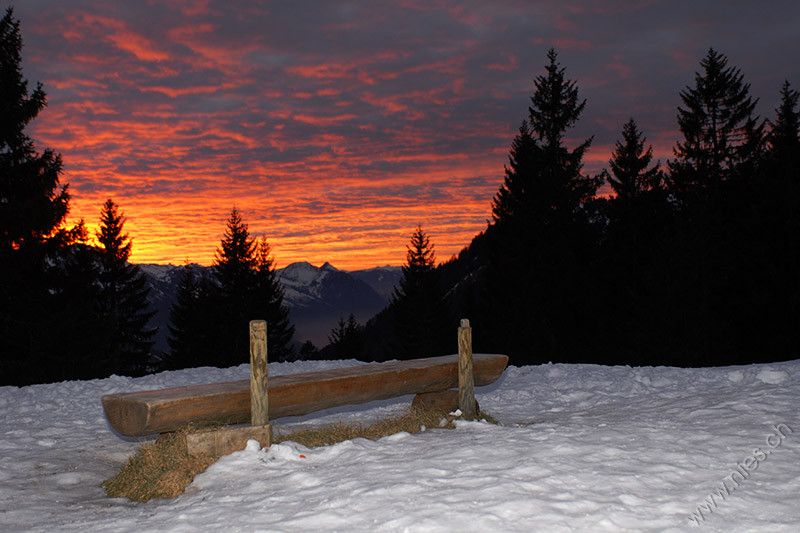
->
{"left": 2, "top": 5, "right": 799, "bottom": 384}
{"left": 358, "top": 48, "right": 800, "bottom": 369}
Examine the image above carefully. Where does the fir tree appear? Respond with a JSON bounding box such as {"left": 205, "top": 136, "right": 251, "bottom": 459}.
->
{"left": 768, "top": 80, "right": 800, "bottom": 174}
{"left": 606, "top": 118, "right": 662, "bottom": 199}
{"left": 214, "top": 207, "right": 257, "bottom": 295}
{"left": 0, "top": 7, "right": 76, "bottom": 252}
{"left": 491, "top": 121, "right": 538, "bottom": 222}
{"left": 669, "top": 48, "right": 762, "bottom": 196}
{"left": 746, "top": 80, "right": 800, "bottom": 362}
{"left": 492, "top": 49, "right": 599, "bottom": 225}
{"left": 328, "top": 314, "right": 363, "bottom": 359}
{"left": 0, "top": 7, "right": 85, "bottom": 384}
{"left": 211, "top": 207, "right": 257, "bottom": 366}
{"left": 299, "top": 340, "right": 319, "bottom": 359}
{"left": 483, "top": 49, "right": 601, "bottom": 364}
{"left": 661, "top": 50, "right": 770, "bottom": 365}
{"left": 166, "top": 265, "right": 218, "bottom": 369}
{"left": 390, "top": 225, "right": 447, "bottom": 358}
{"left": 167, "top": 209, "right": 295, "bottom": 368}
{"left": 253, "top": 236, "right": 295, "bottom": 362}
{"left": 95, "top": 199, "right": 155, "bottom": 376}
{"left": 597, "top": 121, "right": 673, "bottom": 365}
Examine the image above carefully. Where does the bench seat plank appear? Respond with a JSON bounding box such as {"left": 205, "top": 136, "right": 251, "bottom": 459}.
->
{"left": 102, "top": 353, "right": 508, "bottom": 436}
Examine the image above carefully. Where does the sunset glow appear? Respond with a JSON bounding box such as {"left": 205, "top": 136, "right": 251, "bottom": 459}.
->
{"left": 17, "top": 1, "right": 799, "bottom": 270}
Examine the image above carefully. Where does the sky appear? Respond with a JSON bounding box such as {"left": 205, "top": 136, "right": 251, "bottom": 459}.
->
{"left": 13, "top": 0, "right": 800, "bottom": 270}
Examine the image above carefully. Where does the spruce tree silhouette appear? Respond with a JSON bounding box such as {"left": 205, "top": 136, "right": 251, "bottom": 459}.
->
{"left": 328, "top": 314, "right": 364, "bottom": 359}
{"left": 390, "top": 225, "right": 448, "bottom": 358}
{"left": 741, "top": 80, "right": 800, "bottom": 362}
{"left": 0, "top": 7, "right": 88, "bottom": 385}
{"left": 484, "top": 48, "right": 601, "bottom": 365}
{"left": 212, "top": 207, "right": 258, "bottom": 366}
{"left": 253, "top": 236, "right": 295, "bottom": 362}
{"left": 669, "top": 48, "right": 762, "bottom": 198}
{"left": 768, "top": 81, "right": 800, "bottom": 175}
{"left": 606, "top": 119, "right": 662, "bottom": 200}
{"left": 166, "top": 208, "right": 295, "bottom": 368}
{"left": 166, "top": 266, "right": 218, "bottom": 369}
{"left": 597, "top": 119, "right": 672, "bottom": 365}
{"left": 96, "top": 199, "right": 155, "bottom": 376}
{"left": 664, "top": 49, "right": 769, "bottom": 365}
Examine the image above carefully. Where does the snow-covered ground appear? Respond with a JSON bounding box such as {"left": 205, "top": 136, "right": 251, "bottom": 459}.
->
{"left": 1, "top": 357, "right": 798, "bottom": 532}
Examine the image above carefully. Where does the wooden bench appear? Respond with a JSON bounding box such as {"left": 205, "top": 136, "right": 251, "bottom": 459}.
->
{"left": 102, "top": 352, "right": 508, "bottom": 437}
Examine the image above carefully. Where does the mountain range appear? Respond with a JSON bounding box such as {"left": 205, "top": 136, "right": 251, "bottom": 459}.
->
{"left": 139, "top": 262, "right": 402, "bottom": 355}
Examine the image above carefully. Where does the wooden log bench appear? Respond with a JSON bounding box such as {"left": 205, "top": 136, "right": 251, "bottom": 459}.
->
{"left": 102, "top": 352, "right": 508, "bottom": 437}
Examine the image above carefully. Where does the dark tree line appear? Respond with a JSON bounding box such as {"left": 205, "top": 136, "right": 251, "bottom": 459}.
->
{"left": 361, "top": 48, "right": 800, "bottom": 369}
{"left": 5, "top": 4, "right": 798, "bottom": 377}
{"left": 0, "top": 8, "right": 157, "bottom": 384}
{"left": 1, "top": 8, "right": 295, "bottom": 384}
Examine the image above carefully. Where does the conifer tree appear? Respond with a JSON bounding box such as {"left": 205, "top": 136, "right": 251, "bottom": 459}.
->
{"left": 0, "top": 7, "right": 86, "bottom": 384}
{"left": 211, "top": 207, "right": 257, "bottom": 366}
{"left": 660, "top": 50, "right": 770, "bottom": 365}
{"left": 253, "top": 236, "right": 295, "bottom": 361}
{"left": 167, "top": 209, "right": 295, "bottom": 368}
{"left": 492, "top": 49, "right": 599, "bottom": 225}
{"left": 606, "top": 118, "right": 662, "bottom": 199}
{"left": 768, "top": 80, "right": 800, "bottom": 174}
{"left": 596, "top": 120, "right": 671, "bottom": 364}
{"left": 166, "top": 266, "right": 218, "bottom": 369}
{"left": 299, "top": 340, "right": 319, "bottom": 359}
{"left": 328, "top": 314, "right": 363, "bottom": 359}
{"left": 744, "top": 80, "right": 800, "bottom": 363}
{"left": 0, "top": 7, "right": 76, "bottom": 253}
{"left": 491, "top": 121, "right": 538, "bottom": 223}
{"left": 214, "top": 207, "right": 256, "bottom": 294}
{"left": 669, "top": 48, "right": 761, "bottom": 195}
{"left": 390, "top": 225, "right": 447, "bottom": 358}
{"left": 483, "top": 49, "right": 601, "bottom": 364}
{"left": 95, "top": 199, "right": 155, "bottom": 375}
{"left": 393, "top": 225, "right": 436, "bottom": 295}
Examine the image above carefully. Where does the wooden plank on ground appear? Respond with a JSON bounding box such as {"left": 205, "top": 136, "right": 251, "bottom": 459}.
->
{"left": 102, "top": 353, "right": 508, "bottom": 436}
{"left": 185, "top": 425, "right": 272, "bottom": 457}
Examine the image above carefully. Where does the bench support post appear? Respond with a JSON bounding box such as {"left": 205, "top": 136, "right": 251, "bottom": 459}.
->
{"left": 185, "top": 320, "right": 272, "bottom": 457}
{"left": 458, "top": 318, "right": 476, "bottom": 417}
{"left": 250, "top": 320, "right": 269, "bottom": 426}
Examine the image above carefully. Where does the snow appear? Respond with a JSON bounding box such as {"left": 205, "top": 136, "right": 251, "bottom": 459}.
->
{"left": 279, "top": 261, "right": 329, "bottom": 288}
{"left": 1, "top": 358, "right": 799, "bottom": 531}
{"left": 137, "top": 263, "right": 178, "bottom": 283}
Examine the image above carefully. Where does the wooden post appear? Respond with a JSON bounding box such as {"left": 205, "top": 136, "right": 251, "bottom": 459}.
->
{"left": 458, "top": 318, "right": 476, "bottom": 417}
{"left": 184, "top": 319, "right": 272, "bottom": 457}
{"left": 249, "top": 320, "right": 268, "bottom": 426}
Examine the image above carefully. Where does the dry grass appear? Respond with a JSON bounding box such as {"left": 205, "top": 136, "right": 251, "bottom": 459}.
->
{"left": 102, "top": 406, "right": 496, "bottom": 503}
{"left": 102, "top": 430, "right": 215, "bottom": 502}
{"left": 273, "top": 406, "right": 460, "bottom": 447}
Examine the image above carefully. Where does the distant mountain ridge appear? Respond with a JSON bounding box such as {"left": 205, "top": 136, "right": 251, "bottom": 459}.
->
{"left": 138, "top": 262, "right": 402, "bottom": 355}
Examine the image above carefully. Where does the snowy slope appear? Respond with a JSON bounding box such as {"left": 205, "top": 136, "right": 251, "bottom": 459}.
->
{"left": 1, "top": 359, "right": 799, "bottom": 531}
{"left": 349, "top": 265, "right": 403, "bottom": 300}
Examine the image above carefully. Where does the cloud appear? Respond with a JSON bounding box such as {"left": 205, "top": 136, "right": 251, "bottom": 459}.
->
{"left": 15, "top": 0, "right": 800, "bottom": 269}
